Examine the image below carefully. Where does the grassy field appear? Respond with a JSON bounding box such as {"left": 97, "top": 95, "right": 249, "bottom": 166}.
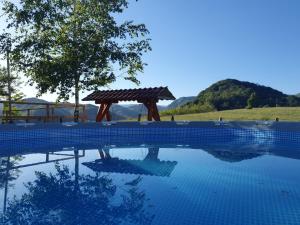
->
{"left": 159, "top": 107, "right": 300, "bottom": 121}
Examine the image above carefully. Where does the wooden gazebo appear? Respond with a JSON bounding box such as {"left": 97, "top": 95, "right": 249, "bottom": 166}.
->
{"left": 82, "top": 87, "right": 175, "bottom": 122}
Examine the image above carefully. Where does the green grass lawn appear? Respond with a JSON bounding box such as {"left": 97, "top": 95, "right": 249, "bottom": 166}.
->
{"left": 159, "top": 107, "right": 300, "bottom": 121}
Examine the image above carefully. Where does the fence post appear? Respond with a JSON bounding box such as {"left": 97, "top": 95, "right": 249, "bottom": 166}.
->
{"left": 51, "top": 107, "right": 54, "bottom": 122}
{"left": 82, "top": 105, "right": 87, "bottom": 122}
{"left": 26, "top": 109, "right": 30, "bottom": 123}
{"left": 46, "top": 104, "right": 50, "bottom": 122}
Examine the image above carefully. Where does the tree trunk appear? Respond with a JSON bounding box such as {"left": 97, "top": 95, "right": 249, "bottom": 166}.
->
{"left": 74, "top": 78, "right": 79, "bottom": 122}
{"left": 73, "top": 0, "right": 79, "bottom": 123}
{"left": 6, "top": 51, "right": 12, "bottom": 124}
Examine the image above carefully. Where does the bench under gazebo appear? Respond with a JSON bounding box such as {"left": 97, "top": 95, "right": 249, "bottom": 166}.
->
{"left": 82, "top": 87, "right": 175, "bottom": 122}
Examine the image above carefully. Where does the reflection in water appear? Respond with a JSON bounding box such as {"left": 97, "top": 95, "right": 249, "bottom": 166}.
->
{"left": 1, "top": 135, "right": 300, "bottom": 225}
{"left": 0, "top": 156, "right": 23, "bottom": 189}
{"left": 83, "top": 147, "right": 177, "bottom": 177}
{"left": 0, "top": 162, "right": 154, "bottom": 225}
{"left": 201, "top": 148, "right": 263, "bottom": 162}
{"left": 0, "top": 155, "right": 24, "bottom": 214}
{"left": 0, "top": 147, "right": 180, "bottom": 225}
{"left": 0, "top": 151, "right": 86, "bottom": 215}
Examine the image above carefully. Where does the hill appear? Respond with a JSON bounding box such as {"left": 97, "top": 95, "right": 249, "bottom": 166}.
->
{"left": 162, "top": 79, "right": 300, "bottom": 115}
{"left": 166, "top": 96, "right": 196, "bottom": 110}
{"left": 85, "top": 104, "right": 126, "bottom": 121}
{"left": 112, "top": 104, "right": 147, "bottom": 119}
{"left": 160, "top": 107, "right": 300, "bottom": 121}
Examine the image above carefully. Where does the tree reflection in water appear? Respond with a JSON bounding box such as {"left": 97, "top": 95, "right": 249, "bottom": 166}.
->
{"left": 1, "top": 163, "right": 154, "bottom": 225}
{"left": 0, "top": 155, "right": 24, "bottom": 215}
{"left": 0, "top": 156, "right": 23, "bottom": 189}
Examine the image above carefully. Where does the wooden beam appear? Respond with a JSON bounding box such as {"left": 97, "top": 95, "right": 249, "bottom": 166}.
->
{"left": 103, "top": 103, "right": 112, "bottom": 121}
{"left": 96, "top": 103, "right": 112, "bottom": 122}
{"left": 143, "top": 102, "right": 152, "bottom": 121}
{"left": 143, "top": 101, "right": 160, "bottom": 121}
{"left": 46, "top": 104, "right": 50, "bottom": 122}
{"left": 151, "top": 102, "right": 161, "bottom": 121}
{"left": 96, "top": 104, "right": 105, "bottom": 122}
{"left": 82, "top": 105, "right": 87, "bottom": 122}
{"left": 26, "top": 109, "right": 30, "bottom": 123}
{"left": 105, "top": 109, "right": 111, "bottom": 121}
{"left": 147, "top": 104, "right": 153, "bottom": 121}
{"left": 95, "top": 100, "right": 118, "bottom": 104}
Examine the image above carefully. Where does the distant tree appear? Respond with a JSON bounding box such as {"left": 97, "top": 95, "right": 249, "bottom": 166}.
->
{"left": 0, "top": 33, "right": 14, "bottom": 122}
{"left": 0, "top": 67, "right": 24, "bottom": 123}
{"left": 286, "top": 95, "right": 300, "bottom": 107}
{"left": 2, "top": 0, "right": 151, "bottom": 121}
{"left": 246, "top": 93, "right": 257, "bottom": 109}
{"left": 0, "top": 67, "right": 23, "bottom": 100}
{"left": 0, "top": 68, "right": 7, "bottom": 97}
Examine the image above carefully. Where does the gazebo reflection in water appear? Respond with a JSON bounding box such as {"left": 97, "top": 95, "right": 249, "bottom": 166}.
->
{"left": 83, "top": 147, "right": 178, "bottom": 177}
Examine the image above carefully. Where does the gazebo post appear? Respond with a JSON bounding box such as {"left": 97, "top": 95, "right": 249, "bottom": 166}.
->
{"left": 96, "top": 102, "right": 112, "bottom": 122}
{"left": 146, "top": 102, "right": 153, "bottom": 121}
{"left": 151, "top": 101, "right": 161, "bottom": 121}
{"left": 143, "top": 100, "right": 161, "bottom": 121}
{"left": 96, "top": 103, "right": 105, "bottom": 122}
{"left": 105, "top": 103, "right": 112, "bottom": 121}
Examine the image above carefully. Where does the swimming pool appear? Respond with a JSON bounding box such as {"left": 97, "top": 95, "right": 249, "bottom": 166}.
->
{"left": 0, "top": 122, "right": 300, "bottom": 225}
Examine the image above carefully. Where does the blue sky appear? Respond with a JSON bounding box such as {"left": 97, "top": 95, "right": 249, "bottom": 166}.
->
{"left": 1, "top": 0, "right": 300, "bottom": 103}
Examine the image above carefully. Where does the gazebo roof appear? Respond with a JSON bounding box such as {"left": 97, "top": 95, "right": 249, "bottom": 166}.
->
{"left": 82, "top": 159, "right": 178, "bottom": 177}
{"left": 82, "top": 87, "right": 175, "bottom": 102}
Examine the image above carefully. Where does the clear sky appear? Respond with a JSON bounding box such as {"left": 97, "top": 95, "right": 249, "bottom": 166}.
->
{"left": 0, "top": 0, "right": 300, "bottom": 104}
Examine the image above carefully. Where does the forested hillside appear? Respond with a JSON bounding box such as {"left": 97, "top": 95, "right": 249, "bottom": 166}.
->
{"left": 162, "top": 79, "right": 300, "bottom": 115}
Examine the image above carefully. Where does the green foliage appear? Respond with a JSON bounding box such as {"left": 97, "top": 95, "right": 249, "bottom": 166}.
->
{"left": 163, "top": 79, "right": 300, "bottom": 115}
{"left": 2, "top": 0, "right": 151, "bottom": 106}
{"left": 1, "top": 163, "right": 153, "bottom": 225}
{"left": 165, "top": 96, "right": 196, "bottom": 110}
{"left": 286, "top": 95, "right": 300, "bottom": 107}
{"left": 0, "top": 67, "right": 23, "bottom": 99}
{"left": 161, "top": 102, "right": 215, "bottom": 116}
{"left": 246, "top": 92, "right": 257, "bottom": 109}
{"left": 0, "top": 66, "right": 24, "bottom": 122}
{"left": 0, "top": 67, "right": 7, "bottom": 97}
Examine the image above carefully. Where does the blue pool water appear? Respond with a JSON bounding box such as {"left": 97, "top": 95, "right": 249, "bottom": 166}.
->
{"left": 0, "top": 122, "right": 300, "bottom": 225}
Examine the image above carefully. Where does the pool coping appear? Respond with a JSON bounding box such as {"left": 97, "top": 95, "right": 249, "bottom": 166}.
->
{"left": 1, "top": 121, "right": 300, "bottom": 132}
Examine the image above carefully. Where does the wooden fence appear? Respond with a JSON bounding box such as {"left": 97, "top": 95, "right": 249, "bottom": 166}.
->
{"left": 0, "top": 100, "right": 88, "bottom": 123}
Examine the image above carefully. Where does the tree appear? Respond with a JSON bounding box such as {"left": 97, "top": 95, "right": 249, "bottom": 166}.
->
{"left": 246, "top": 92, "right": 257, "bottom": 109}
{"left": 0, "top": 155, "right": 24, "bottom": 214}
{"left": 0, "top": 33, "right": 14, "bottom": 122}
{"left": 2, "top": 0, "right": 151, "bottom": 121}
{"left": 0, "top": 67, "right": 24, "bottom": 123}
{"left": 0, "top": 67, "right": 23, "bottom": 99}
{"left": 0, "top": 68, "right": 7, "bottom": 97}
